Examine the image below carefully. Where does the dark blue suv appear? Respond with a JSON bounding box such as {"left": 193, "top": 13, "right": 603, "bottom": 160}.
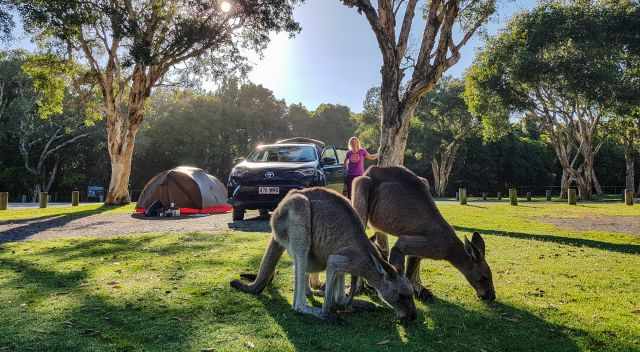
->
{"left": 227, "top": 138, "right": 346, "bottom": 221}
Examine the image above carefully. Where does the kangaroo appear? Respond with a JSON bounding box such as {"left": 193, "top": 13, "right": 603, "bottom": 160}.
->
{"left": 351, "top": 166, "right": 496, "bottom": 302}
{"left": 230, "top": 187, "right": 417, "bottom": 321}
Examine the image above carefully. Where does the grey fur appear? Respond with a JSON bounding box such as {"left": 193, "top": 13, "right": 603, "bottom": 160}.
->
{"left": 230, "top": 187, "right": 417, "bottom": 321}
{"left": 352, "top": 166, "right": 496, "bottom": 301}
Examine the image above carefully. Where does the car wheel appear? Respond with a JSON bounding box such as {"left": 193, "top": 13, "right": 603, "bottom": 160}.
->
{"left": 232, "top": 207, "right": 245, "bottom": 221}
{"left": 259, "top": 209, "right": 269, "bottom": 218}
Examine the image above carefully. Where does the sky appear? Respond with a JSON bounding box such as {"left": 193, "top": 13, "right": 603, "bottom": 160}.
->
{"left": 244, "top": 0, "right": 537, "bottom": 112}
{"left": 6, "top": 0, "right": 538, "bottom": 113}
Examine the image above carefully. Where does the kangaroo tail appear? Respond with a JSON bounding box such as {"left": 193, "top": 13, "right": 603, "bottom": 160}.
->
{"left": 230, "top": 237, "right": 285, "bottom": 294}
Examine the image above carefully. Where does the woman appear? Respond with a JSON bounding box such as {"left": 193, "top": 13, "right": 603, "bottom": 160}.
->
{"left": 343, "top": 136, "right": 378, "bottom": 198}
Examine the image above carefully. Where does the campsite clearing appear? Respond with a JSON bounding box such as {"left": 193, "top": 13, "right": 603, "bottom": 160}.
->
{"left": 0, "top": 202, "right": 639, "bottom": 351}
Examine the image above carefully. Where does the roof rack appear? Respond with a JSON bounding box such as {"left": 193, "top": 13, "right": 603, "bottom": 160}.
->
{"left": 275, "top": 137, "right": 325, "bottom": 149}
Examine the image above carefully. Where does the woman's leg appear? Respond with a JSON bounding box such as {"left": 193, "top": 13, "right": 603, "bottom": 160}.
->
{"left": 344, "top": 175, "right": 355, "bottom": 199}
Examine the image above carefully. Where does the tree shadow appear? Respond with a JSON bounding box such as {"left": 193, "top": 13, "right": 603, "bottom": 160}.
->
{"left": 0, "top": 205, "right": 120, "bottom": 243}
{"left": 227, "top": 217, "right": 271, "bottom": 233}
{"left": 248, "top": 282, "right": 585, "bottom": 352}
{"left": 453, "top": 225, "right": 640, "bottom": 255}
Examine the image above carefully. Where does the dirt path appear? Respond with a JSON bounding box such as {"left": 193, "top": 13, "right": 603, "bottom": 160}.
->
{"left": 539, "top": 215, "right": 640, "bottom": 236}
{"left": 0, "top": 211, "right": 270, "bottom": 243}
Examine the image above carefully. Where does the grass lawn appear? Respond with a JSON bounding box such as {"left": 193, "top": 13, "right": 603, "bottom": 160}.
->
{"left": 0, "top": 202, "right": 639, "bottom": 351}
{"left": 0, "top": 204, "right": 135, "bottom": 222}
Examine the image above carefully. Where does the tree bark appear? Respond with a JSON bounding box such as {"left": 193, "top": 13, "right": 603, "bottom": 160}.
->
{"left": 104, "top": 65, "right": 158, "bottom": 205}
{"left": 624, "top": 144, "right": 635, "bottom": 195}
{"left": 432, "top": 141, "right": 460, "bottom": 197}
{"left": 104, "top": 106, "right": 144, "bottom": 205}
{"left": 560, "top": 169, "right": 569, "bottom": 199}
{"left": 378, "top": 105, "right": 416, "bottom": 166}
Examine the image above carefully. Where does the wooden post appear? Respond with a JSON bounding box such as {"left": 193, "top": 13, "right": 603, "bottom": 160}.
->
{"left": 72, "top": 191, "right": 80, "bottom": 206}
{"left": 545, "top": 190, "right": 552, "bottom": 201}
{"left": 482, "top": 192, "right": 487, "bottom": 201}
{"left": 509, "top": 188, "right": 518, "bottom": 206}
{"left": 39, "top": 192, "right": 48, "bottom": 208}
{"left": 526, "top": 192, "right": 532, "bottom": 201}
{"left": 0, "top": 192, "right": 8, "bottom": 210}
{"left": 568, "top": 189, "right": 577, "bottom": 205}
{"left": 497, "top": 192, "right": 502, "bottom": 200}
{"left": 459, "top": 188, "right": 467, "bottom": 205}
{"left": 625, "top": 189, "right": 634, "bottom": 206}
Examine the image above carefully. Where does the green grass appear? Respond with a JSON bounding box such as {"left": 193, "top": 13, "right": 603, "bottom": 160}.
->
{"left": 0, "top": 203, "right": 639, "bottom": 351}
{"left": 0, "top": 204, "right": 135, "bottom": 222}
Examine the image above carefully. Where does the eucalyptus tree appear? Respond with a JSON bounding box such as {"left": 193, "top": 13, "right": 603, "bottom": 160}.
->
{"left": 465, "top": 2, "right": 640, "bottom": 200}
{"left": 341, "top": 0, "right": 495, "bottom": 166}
{"left": 14, "top": 0, "right": 301, "bottom": 204}
{"left": 0, "top": 51, "right": 96, "bottom": 198}
{"left": 414, "top": 77, "right": 479, "bottom": 197}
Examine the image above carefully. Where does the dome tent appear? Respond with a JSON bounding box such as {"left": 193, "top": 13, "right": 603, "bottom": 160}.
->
{"left": 135, "top": 166, "right": 231, "bottom": 215}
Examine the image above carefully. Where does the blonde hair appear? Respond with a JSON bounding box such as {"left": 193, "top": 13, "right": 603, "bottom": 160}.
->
{"left": 348, "top": 136, "right": 361, "bottom": 152}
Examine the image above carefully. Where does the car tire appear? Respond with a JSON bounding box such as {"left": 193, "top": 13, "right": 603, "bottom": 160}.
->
{"left": 232, "top": 207, "right": 245, "bottom": 221}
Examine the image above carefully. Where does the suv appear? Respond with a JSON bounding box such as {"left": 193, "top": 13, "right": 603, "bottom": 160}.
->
{"left": 227, "top": 138, "right": 346, "bottom": 221}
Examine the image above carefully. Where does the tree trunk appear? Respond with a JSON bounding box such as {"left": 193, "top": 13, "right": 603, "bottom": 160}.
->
{"left": 432, "top": 141, "right": 460, "bottom": 197}
{"left": 560, "top": 169, "right": 569, "bottom": 199}
{"left": 104, "top": 65, "right": 152, "bottom": 205}
{"left": 624, "top": 143, "right": 635, "bottom": 195}
{"left": 105, "top": 107, "right": 142, "bottom": 205}
{"left": 378, "top": 105, "right": 415, "bottom": 166}
{"left": 592, "top": 170, "right": 603, "bottom": 195}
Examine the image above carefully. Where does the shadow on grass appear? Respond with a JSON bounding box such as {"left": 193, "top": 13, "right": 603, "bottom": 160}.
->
{"left": 0, "top": 205, "right": 121, "bottom": 243}
{"left": 227, "top": 216, "right": 271, "bottom": 233}
{"left": 0, "top": 256, "right": 198, "bottom": 351}
{"left": 1, "top": 235, "right": 634, "bottom": 352}
{"left": 454, "top": 225, "right": 640, "bottom": 255}
{"left": 251, "top": 282, "right": 584, "bottom": 352}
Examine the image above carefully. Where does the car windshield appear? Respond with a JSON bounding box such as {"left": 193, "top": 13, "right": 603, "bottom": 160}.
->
{"left": 247, "top": 145, "right": 317, "bottom": 163}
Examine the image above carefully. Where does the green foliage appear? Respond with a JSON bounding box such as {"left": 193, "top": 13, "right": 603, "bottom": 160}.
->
{"left": 132, "top": 84, "right": 356, "bottom": 189}
{"left": 22, "top": 54, "right": 78, "bottom": 119}
{"left": 465, "top": 2, "right": 640, "bottom": 139}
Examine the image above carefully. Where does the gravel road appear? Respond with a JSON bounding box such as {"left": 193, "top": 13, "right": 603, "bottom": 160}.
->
{"left": 0, "top": 210, "right": 270, "bottom": 243}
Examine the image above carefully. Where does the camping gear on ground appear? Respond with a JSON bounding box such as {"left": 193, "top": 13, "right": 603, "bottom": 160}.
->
{"left": 135, "top": 166, "right": 232, "bottom": 216}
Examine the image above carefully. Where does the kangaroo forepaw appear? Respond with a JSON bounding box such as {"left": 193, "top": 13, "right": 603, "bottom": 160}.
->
{"left": 230, "top": 279, "right": 249, "bottom": 292}
{"left": 414, "top": 285, "right": 434, "bottom": 303}
{"left": 239, "top": 273, "right": 257, "bottom": 281}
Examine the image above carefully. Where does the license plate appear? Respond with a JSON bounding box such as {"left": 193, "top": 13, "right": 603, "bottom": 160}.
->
{"left": 258, "top": 186, "right": 280, "bottom": 195}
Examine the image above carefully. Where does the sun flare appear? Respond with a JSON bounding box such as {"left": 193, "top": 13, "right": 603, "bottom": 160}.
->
{"left": 220, "top": 1, "right": 232, "bottom": 13}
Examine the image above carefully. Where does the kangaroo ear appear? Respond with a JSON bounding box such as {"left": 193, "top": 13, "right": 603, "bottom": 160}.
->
{"left": 464, "top": 237, "right": 477, "bottom": 261}
{"left": 464, "top": 236, "right": 482, "bottom": 262}
{"left": 471, "top": 232, "right": 486, "bottom": 258}
{"left": 369, "top": 251, "right": 397, "bottom": 280}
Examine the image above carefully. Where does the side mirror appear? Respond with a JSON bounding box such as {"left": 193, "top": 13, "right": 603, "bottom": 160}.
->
{"left": 322, "top": 157, "right": 337, "bottom": 165}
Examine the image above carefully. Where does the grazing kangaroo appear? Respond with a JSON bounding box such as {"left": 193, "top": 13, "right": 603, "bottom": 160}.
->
{"left": 230, "top": 187, "right": 417, "bottom": 321}
{"left": 352, "top": 166, "right": 496, "bottom": 301}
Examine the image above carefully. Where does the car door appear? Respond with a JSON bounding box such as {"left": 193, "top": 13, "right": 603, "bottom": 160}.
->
{"left": 320, "top": 145, "right": 344, "bottom": 193}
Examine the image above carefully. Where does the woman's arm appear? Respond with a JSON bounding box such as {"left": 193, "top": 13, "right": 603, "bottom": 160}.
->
{"left": 366, "top": 152, "right": 378, "bottom": 160}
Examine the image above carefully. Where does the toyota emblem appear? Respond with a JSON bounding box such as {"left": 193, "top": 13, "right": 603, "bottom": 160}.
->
{"left": 264, "top": 171, "right": 275, "bottom": 179}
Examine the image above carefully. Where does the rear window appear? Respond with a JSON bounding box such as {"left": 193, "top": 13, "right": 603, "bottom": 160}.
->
{"left": 248, "top": 145, "right": 317, "bottom": 163}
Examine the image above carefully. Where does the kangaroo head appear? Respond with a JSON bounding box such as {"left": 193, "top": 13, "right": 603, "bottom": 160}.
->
{"left": 461, "top": 232, "right": 496, "bottom": 301}
{"left": 369, "top": 252, "right": 417, "bottom": 321}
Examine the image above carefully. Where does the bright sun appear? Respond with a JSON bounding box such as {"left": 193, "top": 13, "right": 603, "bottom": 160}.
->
{"left": 220, "top": 1, "right": 232, "bottom": 13}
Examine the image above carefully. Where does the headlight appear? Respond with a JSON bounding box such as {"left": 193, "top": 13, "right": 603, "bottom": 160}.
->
{"left": 295, "top": 168, "right": 316, "bottom": 177}
{"left": 231, "top": 168, "right": 248, "bottom": 177}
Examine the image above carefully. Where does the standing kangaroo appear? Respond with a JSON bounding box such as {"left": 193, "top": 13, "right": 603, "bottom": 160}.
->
{"left": 230, "top": 187, "right": 417, "bottom": 321}
{"left": 352, "top": 166, "right": 496, "bottom": 301}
